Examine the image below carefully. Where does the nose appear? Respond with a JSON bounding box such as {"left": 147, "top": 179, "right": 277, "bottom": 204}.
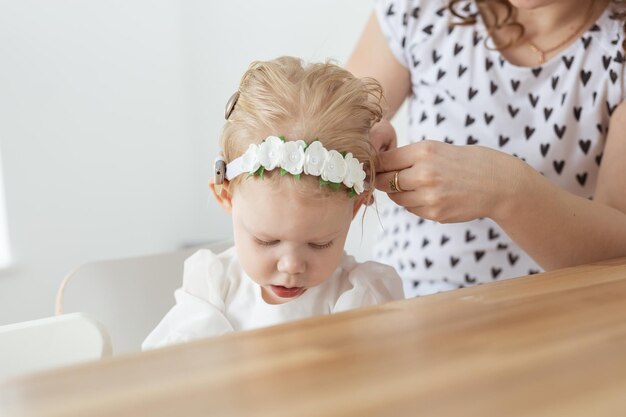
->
{"left": 277, "top": 250, "right": 306, "bottom": 276}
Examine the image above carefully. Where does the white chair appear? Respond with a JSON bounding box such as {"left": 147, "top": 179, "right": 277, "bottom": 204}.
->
{"left": 0, "top": 312, "right": 112, "bottom": 380}
{"left": 55, "top": 241, "right": 232, "bottom": 355}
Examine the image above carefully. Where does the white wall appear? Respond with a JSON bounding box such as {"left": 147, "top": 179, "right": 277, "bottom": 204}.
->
{"left": 0, "top": 0, "right": 405, "bottom": 326}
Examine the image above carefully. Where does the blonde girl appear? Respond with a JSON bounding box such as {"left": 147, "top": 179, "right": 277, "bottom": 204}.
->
{"left": 144, "top": 57, "right": 404, "bottom": 348}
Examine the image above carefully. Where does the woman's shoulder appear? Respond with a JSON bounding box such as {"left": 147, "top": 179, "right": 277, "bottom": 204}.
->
{"left": 374, "top": 0, "right": 471, "bottom": 69}
{"left": 375, "top": 0, "right": 448, "bottom": 19}
{"left": 374, "top": 0, "right": 450, "bottom": 38}
{"left": 582, "top": 6, "right": 626, "bottom": 100}
{"left": 588, "top": 7, "right": 626, "bottom": 57}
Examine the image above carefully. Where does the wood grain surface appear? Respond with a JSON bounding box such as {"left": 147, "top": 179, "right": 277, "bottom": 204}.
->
{"left": 2, "top": 257, "right": 626, "bottom": 417}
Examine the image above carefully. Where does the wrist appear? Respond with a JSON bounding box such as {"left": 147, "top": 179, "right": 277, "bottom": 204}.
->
{"left": 490, "top": 155, "right": 543, "bottom": 224}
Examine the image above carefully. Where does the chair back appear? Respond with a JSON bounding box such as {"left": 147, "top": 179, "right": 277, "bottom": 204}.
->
{"left": 56, "top": 241, "right": 231, "bottom": 354}
{"left": 0, "top": 312, "right": 111, "bottom": 380}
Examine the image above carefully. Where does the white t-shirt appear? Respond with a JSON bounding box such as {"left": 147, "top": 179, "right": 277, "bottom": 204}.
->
{"left": 373, "top": 0, "right": 626, "bottom": 297}
{"left": 143, "top": 247, "right": 404, "bottom": 349}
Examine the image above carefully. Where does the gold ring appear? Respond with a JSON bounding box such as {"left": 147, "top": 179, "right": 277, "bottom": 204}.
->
{"left": 390, "top": 171, "right": 404, "bottom": 193}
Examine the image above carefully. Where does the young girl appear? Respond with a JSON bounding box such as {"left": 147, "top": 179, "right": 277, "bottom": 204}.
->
{"left": 143, "top": 57, "right": 404, "bottom": 349}
{"left": 347, "top": 0, "right": 626, "bottom": 296}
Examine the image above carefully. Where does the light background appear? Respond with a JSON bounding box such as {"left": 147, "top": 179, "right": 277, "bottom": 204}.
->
{"left": 0, "top": 0, "right": 407, "bottom": 325}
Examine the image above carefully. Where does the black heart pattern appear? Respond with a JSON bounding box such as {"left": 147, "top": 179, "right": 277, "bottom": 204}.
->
{"left": 375, "top": 2, "right": 617, "bottom": 295}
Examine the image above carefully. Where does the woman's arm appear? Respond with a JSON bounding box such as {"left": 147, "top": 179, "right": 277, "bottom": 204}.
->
{"left": 346, "top": 12, "right": 411, "bottom": 151}
{"left": 375, "top": 102, "right": 626, "bottom": 270}
{"left": 499, "top": 101, "right": 626, "bottom": 269}
{"left": 346, "top": 12, "right": 411, "bottom": 117}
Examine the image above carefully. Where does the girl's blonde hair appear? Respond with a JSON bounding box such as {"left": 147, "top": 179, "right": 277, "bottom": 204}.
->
{"left": 220, "top": 56, "right": 384, "bottom": 199}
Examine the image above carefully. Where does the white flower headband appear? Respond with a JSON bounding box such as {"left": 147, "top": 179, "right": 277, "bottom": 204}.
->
{"left": 215, "top": 135, "right": 367, "bottom": 196}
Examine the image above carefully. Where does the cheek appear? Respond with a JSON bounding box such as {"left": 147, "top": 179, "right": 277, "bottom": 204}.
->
{"left": 235, "top": 241, "right": 273, "bottom": 283}
{"left": 309, "top": 245, "right": 346, "bottom": 284}
{"left": 232, "top": 227, "right": 273, "bottom": 282}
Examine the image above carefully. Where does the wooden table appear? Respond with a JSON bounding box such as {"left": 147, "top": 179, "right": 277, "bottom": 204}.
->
{"left": 2, "top": 258, "right": 626, "bottom": 417}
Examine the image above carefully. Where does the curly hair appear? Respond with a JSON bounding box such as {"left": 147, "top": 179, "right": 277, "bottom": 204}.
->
{"left": 447, "top": 0, "right": 626, "bottom": 52}
{"left": 220, "top": 57, "right": 384, "bottom": 199}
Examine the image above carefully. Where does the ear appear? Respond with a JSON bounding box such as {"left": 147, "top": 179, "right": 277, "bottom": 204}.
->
{"left": 209, "top": 178, "right": 233, "bottom": 213}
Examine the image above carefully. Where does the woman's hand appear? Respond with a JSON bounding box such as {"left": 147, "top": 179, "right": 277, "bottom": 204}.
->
{"left": 375, "top": 140, "right": 528, "bottom": 223}
{"left": 369, "top": 119, "right": 397, "bottom": 152}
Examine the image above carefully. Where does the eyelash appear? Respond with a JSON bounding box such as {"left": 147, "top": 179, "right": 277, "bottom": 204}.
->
{"left": 253, "top": 238, "right": 334, "bottom": 250}
{"left": 309, "top": 241, "right": 334, "bottom": 250}
{"left": 254, "top": 238, "right": 279, "bottom": 247}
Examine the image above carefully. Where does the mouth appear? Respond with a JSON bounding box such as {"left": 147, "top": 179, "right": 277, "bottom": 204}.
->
{"left": 269, "top": 285, "right": 306, "bottom": 299}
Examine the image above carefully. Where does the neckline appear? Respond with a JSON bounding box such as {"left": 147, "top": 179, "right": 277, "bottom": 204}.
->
{"left": 473, "top": 3, "right": 613, "bottom": 71}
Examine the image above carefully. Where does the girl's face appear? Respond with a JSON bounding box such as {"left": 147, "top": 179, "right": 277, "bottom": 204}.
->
{"left": 230, "top": 178, "right": 357, "bottom": 304}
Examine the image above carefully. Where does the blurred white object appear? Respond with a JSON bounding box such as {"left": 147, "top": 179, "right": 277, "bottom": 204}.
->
{"left": 0, "top": 312, "right": 111, "bottom": 380}
{"left": 55, "top": 241, "right": 232, "bottom": 355}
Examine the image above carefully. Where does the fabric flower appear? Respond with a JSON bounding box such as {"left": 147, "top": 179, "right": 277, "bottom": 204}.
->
{"left": 321, "top": 150, "right": 347, "bottom": 183}
{"left": 257, "top": 135, "right": 283, "bottom": 170}
{"left": 280, "top": 140, "right": 306, "bottom": 174}
{"left": 353, "top": 176, "right": 365, "bottom": 194}
{"left": 240, "top": 143, "right": 260, "bottom": 173}
{"left": 343, "top": 152, "right": 366, "bottom": 193}
{"left": 304, "top": 141, "right": 328, "bottom": 176}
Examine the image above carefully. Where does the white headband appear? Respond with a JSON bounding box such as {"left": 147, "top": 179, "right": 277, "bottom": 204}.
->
{"left": 217, "top": 136, "right": 367, "bottom": 196}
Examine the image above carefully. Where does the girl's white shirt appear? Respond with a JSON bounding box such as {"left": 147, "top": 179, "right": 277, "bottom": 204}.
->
{"left": 142, "top": 247, "right": 404, "bottom": 350}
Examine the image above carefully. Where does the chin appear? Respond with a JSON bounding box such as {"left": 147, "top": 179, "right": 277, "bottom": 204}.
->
{"left": 507, "top": 0, "right": 555, "bottom": 10}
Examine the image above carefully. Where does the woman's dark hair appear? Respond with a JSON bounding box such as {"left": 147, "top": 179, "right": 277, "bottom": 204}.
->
{"left": 447, "top": 0, "right": 626, "bottom": 52}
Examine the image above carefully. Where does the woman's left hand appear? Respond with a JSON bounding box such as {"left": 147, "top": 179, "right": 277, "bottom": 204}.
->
{"left": 375, "top": 140, "right": 526, "bottom": 223}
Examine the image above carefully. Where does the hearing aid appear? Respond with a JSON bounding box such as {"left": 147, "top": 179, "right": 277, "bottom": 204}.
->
{"left": 214, "top": 156, "right": 226, "bottom": 195}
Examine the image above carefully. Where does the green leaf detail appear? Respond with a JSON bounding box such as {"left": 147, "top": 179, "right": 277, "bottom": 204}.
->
{"left": 249, "top": 166, "right": 265, "bottom": 179}
{"left": 280, "top": 168, "right": 288, "bottom": 176}
{"left": 279, "top": 135, "right": 286, "bottom": 142}
{"left": 347, "top": 188, "right": 357, "bottom": 198}
{"left": 294, "top": 174, "right": 301, "bottom": 181}
{"left": 329, "top": 182, "right": 341, "bottom": 192}
{"left": 319, "top": 178, "right": 330, "bottom": 186}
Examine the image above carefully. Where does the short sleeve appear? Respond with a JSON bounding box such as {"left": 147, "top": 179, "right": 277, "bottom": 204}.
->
{"left": 609, "top": 47, "right": 626, "bottom": 104}
{"left": 142, "top": 249, "right": 234, "bottom": 350}
{"left": 374, "top": 0, "right": 415, "bottom": 68}
{"left": 332, "top": 261, "right": 405, "bottom": 313}
{"left": 607, "top": 19, "right": 626, "bottom": 102}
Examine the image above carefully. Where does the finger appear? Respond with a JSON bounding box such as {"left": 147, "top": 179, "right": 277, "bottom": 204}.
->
{"left": 375, "top": 169, "right": 411, "bottom": 194}
{"left": 370, "top": 119, "right": 397, "bottom": 152}
{"left": 384, "top": 134, "right": 398, "bottom": 152}
{"left": 378, "top": 140, "right": 447, "bottom": 174}
{"left": 387, "top": 189, "right": 423, "bottom": 208}
{"left": 377, "top": 143, "right": 422, "bottom": 173}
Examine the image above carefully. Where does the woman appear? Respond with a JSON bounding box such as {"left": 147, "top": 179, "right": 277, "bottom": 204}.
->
{"left": 347, "top": 0, "right": 626, "bottom": 296}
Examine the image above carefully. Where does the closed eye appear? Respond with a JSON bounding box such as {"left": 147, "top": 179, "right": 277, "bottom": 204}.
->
{"left": 254, "top": 238, "right": 279, "bottom": 247}
{"left": 309, "top": 241, "right": 334, "bottom": 250}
